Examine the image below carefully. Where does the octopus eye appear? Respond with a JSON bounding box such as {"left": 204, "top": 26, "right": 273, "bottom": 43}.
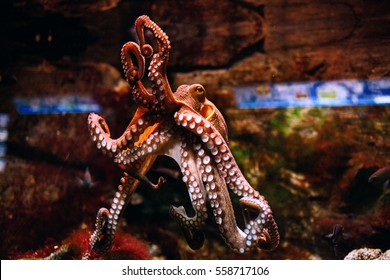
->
{"left": 195, "top": 86, "right": 204, "bottom": 94}
{"left": 190, "top": 84, "right": 206, "bottom": 102}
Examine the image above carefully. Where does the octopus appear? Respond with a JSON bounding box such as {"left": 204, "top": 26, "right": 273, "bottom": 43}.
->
{"left": 88, "top": 15, "right": 279, "bottom": 254}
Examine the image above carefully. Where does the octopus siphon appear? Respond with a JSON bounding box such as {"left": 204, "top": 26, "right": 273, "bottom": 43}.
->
{"left": 88, "top": 15, "right": 279, "bottom": 254}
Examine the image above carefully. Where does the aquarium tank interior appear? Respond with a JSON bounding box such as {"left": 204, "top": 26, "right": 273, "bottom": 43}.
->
{"left": 0, "top": 0, "right": 389, "bottom": 260}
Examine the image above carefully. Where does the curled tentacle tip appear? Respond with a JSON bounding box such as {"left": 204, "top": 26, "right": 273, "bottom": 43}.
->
{"left": 136, "top": 15, "right": 150, "bottom": 23}
{"left": 88, "top": 112, "right": 99, "bottom": 123}
{"left": 141, "top": 44, "right": 154, "bottom": 58}
{"left": 257, "top": 231, "right": 277, "bottom": 251}
{"left": 150, "top": 176, "right": 166, "bottom": 190}
{"left": 157, "top": 176, "right": 166, "bottom": 187}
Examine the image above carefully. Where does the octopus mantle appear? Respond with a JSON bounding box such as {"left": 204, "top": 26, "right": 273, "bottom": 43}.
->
{"left": 88, "top": 15, "right": 279, "bottom": 254}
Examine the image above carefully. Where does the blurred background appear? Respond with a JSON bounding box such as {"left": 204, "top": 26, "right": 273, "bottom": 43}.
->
{"left": 0, "top": 0, "right": 389, "bottom": 260}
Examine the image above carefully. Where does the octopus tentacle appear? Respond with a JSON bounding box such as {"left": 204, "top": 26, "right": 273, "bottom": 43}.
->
{"left": 113, "top": 126, "right": 172, "bottom": 190}
{"left": 192, "top": 137, "right": 253, "bottom": 252}
{"left": 201, "top": 163, "right": 263, "bottom": 253}
{"left": 240, "top": 197, "right": 280, "bottom": 250}
{"left": 89, "top": 208, "right": 110, "bottom": 252}
{"left": 174, "top": 108, "right": 257, "bottom": 198}
{"left": 135, "top": 15, "right": 170, "bottom": 60}
{"left": 174, "top": 109, "right": 280, "bottom": 251}
{"left": 121, "top": 42, "right": 145, "bottom": 82}
{"left": 115, "top": 124, "right": 174, "bottom": 165}
{"left": 121, "top": 42, "right": 160, "bottom": 111}
{"left": 111, "top": 123, "right": 210, "bottom": 250}
{"left": 199, "top": 159, "right": 277, "bottom": 252}
{"left": 121, "top": 166, "right": 165, "bottom": 190}
{"left": 113, "top": 125, "right": 208, "bottom": 249}
{"left": 90, "top": 173, "right": 137, "bottom": 252}
{"left": 135, "top": 15, "right": 177, "bottom": 112}
{"left": 169, "top": 138, "right": 208, "bottom": 249}
{"left": 88, "top": 112, "right": 158, "bottom": 157}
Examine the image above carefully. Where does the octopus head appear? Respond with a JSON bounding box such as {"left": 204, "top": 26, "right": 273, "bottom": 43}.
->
{"left": 174, "top": 84, "right": 206, "bottom": 112}
{"left": 174, "top": 83, "right": 228, "bottom": 141}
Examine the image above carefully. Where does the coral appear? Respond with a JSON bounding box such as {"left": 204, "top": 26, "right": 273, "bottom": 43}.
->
{"left": 9, "top": 227, "right": 152, "bottom": 260}
{"left": 344, "top": 248, "right": 390, "bottom": 260}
